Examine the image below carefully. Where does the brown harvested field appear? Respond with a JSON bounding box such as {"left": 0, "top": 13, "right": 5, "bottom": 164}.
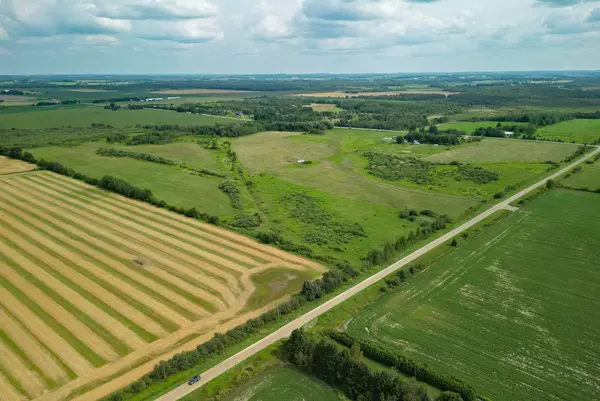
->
{"left": 0, "top": 156, "right": 36, "bottom": 175}
{"left": 309, "top": 103, "right": 342, "bottom": 112}
{"left": 150, "top": 89, "right": 256, "bottom": 95}
{"left": 0, "top": 171, "right": 323, "bottom": 401}
{"left": 293, "top": 90, "right": 459, "bottom": 98}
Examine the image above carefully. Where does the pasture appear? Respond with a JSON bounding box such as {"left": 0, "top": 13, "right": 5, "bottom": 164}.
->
{"left": 537, "top": 119, "right": 600, "bottom": 143}
{"left": 293, "top": 91, "right": 457, "bottom": 98}
{"left": 0, "top": 171, "right": 322, "bottom": 401}
{"left": 30, "top": 142, "right": 236, "bottom": 217}
{"left": 348, "top": 189, "right": 600, "bottom": 401}
{"left": 0, "top": 107, "right": 236, "bottom": 129}
{"left": 0, "top": 156, "right": 35, "bottom": 175}
{"left": 561, "top": 162, "right": 600, "bottom": 191}
{"left": 221, "top": 367, "right": 342, "bottom": 401}
{"left": 425, "top": 138, "right": 578, "bottom": 163}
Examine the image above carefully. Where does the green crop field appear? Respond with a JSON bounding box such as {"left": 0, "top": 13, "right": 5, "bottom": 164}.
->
{"left": 561, "top": 162, "right": 600, "bottom": 191}
{"left": 347, "top": 189, "right": 600, "bottom": 401}
{"left": 30, "top": 142, "right": 237, "bottom": 217}
{"left": 425, "top": 138, "right": 578, "bottom": 163}
{"left": 0, "top": 106, "right": 236, "bottom": 129}
{"left": 537, "top": 119, "right": 600, "bottom": 144}
{"left": 437, "top": 121, "right": 527, "bottom": 133}
{"left": 221, "top": 367, "right": 343, "bottom": 401}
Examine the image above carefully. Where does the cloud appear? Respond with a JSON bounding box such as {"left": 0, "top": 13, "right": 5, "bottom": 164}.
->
{"left": 0, "top": 24, "right": 7, "bottom": 40}
{"left": 136, "top": 18, "right": 222, "bottom": 43}
{"left": 97, "top": 0, "right": 218, "bottom": 21}
{"left": 587, "top": 7, "right": 600, "bottom": 21}
{"left": 0, "top": 47, "right": 11, "bottom": 55}
{"left": 536, "top": 0, "right": 597, "bottom": 7}
{"left": 1, "top": 0, "right": 131, "bottom": 37}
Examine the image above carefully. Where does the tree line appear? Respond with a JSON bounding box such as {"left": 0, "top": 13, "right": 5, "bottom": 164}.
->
{"left": 327, "top": 331, "right": 481, "bottom": 401}
{"left": 284, "top": 329, "right": 464, "bottom": 401}
{"left": 96, "top": 148, "right": 179, "bottom": 165}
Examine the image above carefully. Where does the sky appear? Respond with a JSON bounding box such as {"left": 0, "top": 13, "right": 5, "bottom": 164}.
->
{"left": 0, "top": 0, "right": 599, "bottom": 75}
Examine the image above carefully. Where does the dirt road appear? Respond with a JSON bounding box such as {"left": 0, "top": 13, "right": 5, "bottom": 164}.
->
{"left": 155, "top": 146, "right": 600, "bottom": 401}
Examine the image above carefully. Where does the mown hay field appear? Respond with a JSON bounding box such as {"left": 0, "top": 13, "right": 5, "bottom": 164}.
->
{"left": 0, "top": 156, "right": 36, "bottom": 175}
{"left": 0, "top": 170, "right": 322, "bottom": 401}
{"left": 347, "top": 189, "right": 600, "bottom": 401}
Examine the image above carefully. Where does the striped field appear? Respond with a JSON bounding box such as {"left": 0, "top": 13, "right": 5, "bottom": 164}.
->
{"left": 0, "top": 156, "right": 35, "bottom": 176}
{"left": 0, "top": 170, "right": 323, "bottom": 401}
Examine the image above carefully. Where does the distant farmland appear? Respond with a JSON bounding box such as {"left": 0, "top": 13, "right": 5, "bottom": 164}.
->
{"left": 348, "top": 189, "right": 600, "bottom": 401}
{"left": 0, "top": 170, "right": 322, "bottom": 401}
{"left": 0, "top": 107, "right": 237, "bottom": 129}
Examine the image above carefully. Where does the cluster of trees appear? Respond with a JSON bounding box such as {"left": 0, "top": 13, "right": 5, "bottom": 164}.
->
{"left": 284, "top": 329, "right": 457, "bottom": 401}
{"left": 472, "top": 124, "right": 535, "bottom": 139}
{"left": 363, "top": 152, "right": 433, "bottom": 184}
{"left": 93, "top": 96, "right": 143, "bottom": 104}
{"left": 126, "top": 132, "right": 175, "bottom": 145}
{"left": 0, "top": 146, "right": 36, "bottom": 163}
{"left": 564, "top": 145, "right": 590, "bottom": 163}
{"left": 98, "top": 175, "right": 154, "bottom": 202}
{"left": 102, "top": 263, "right": 358, "bottom": 401}
{"left": 327, "top": 331, "right": 479, "bottom": 401}
{"left": 455, "top": 164, "right": 499, "bottom": 184}
{"left": 218, "top": 181, "right": 241, "bottom": 209}
{"left": 402, "top": 131, "right": 462, "bottom": 145}
{"left": 96, "top": 148, "right": 179, "bottom": 165}
{"left": 472, "top": 111, "right": 600, "bottom": 127}
{"left": 364, "top": 215, "right": 450, "bottom": 268}
{"left": 104, "top": 102, "right": 121, "bottom": 111}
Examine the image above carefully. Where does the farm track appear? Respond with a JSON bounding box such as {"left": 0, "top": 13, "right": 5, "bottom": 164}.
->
{"left": 0, "top": 171, "right": 322, "bottom": 401}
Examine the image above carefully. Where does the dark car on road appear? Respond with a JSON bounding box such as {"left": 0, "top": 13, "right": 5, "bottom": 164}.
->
{"left": 188, "top": 375, "right": 201, "bottom": 385}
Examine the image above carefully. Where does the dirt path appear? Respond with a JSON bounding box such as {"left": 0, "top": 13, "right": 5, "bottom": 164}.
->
{"left": 156, "top": 146, "right": 600, "bottom": 401}
{"left": 0, "top": 185, "right": 200, "bottom": 326}
{"left": 0, "top": 287, "right": 94, "bottom": 377}
{"left": 0, "top": 214, "right": 147, "bottom": 351}
{"left": 0, "top": 306, "right": 69, "bottom": 384}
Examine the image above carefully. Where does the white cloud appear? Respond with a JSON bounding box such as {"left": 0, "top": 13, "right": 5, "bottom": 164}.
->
{"left": 136, "top": 18, "right": 222, "bottom": 43}
{"left": 0, "top": 47, "right": 11, "bottom": 55}
{"left": 97, "top": 0, "right": 218, "bottom": 21}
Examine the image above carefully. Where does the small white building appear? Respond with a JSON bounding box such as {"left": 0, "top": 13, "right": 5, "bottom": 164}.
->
{"left": 412, "top": 140, "right": 421, "bottom": 145}
{"left": 297, "top": 159, "right": 305, "bottom": 164}
{"left": 504, "top": 131, "right": 515, "bottom": 136}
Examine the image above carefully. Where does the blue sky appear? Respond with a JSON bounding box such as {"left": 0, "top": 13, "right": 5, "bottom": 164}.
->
{"left": 1, "top": 0, "right": 599, "bottom": 74}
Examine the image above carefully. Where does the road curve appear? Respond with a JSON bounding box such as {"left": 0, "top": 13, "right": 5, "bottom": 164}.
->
{"left": 155, "top": 146, "right": 600, "bottom": 401}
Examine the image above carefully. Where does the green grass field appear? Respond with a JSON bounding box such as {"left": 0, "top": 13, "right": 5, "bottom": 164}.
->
{"left": 537, "top": 119, "right": 600, "bottom": 143}
{"left": 0, "top": 106, "right": 236, "bottom": 129}
{"left": 30, "top": 142, "right": 236, "bottom": 217}
{"left": 425, "top": 138, "right": 577, "bottom": 163}
{"left": 561, "top": 162, "right": 600, "bottom": 191}
{"left": 221, "top": 367, "right": 343, "bottom": 401}
{"left": 347, "top": 189, "right": 600, "bottom": 401}
{"left": 437, "top": 121, "right": 527, "bottom": 133}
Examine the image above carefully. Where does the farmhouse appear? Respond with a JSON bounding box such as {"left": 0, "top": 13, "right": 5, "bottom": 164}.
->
{"left": 504, "top": 131, "right": 515, "bottom": 136}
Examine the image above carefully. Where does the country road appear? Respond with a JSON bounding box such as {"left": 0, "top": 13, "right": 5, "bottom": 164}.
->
{"left": 155, "top": 146, "right": 600, "bottom": 401}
